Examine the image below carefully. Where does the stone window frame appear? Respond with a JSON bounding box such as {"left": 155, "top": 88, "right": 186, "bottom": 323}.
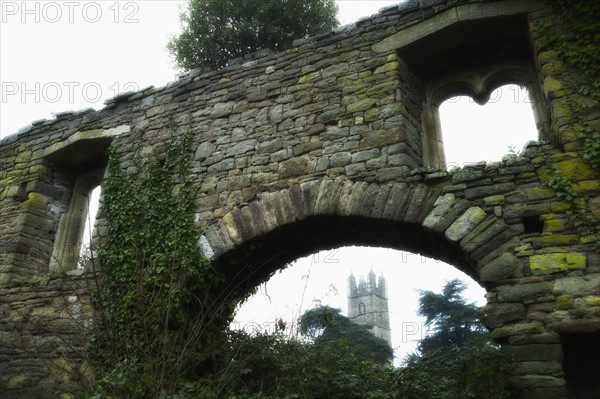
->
{"left": 43, "top": 125, "right": 129, "bottom": 274}
{"left": 374, "top": 0, "right": 550, "bottom": 170}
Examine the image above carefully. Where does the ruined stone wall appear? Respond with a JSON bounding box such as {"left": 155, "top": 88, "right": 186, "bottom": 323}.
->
{"left": 1, "top": 1, "right": 598, "bottom": 398}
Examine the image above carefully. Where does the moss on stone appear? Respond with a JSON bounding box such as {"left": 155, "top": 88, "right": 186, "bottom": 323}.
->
{"left": 584, "top": 296, "right": 600, "bottom": 306}
{"left": 374, "top": 61, "right": 399, "bottom": 74}
{"left": 573, "top": 180, "right": 600, "bottom": 194}
{"left": 23, "top": 192, "right": 48, "bottom": 206}
{"left": 484, "top": 195, "right": 505, "bottom": 206}
{"left": 15, "top": 144, "right": 32, "bottom": 163}
{"left": 364, "top": 102, "right": 407, "bottom": 121}
{"left": 8, "top": 374, "right": 26, "bottom": 389}
{"left": 347, "top": 98, "right": 378, "bottom": 113}
{"left": 298, "top": 71, "right": 320, "bottom": 84}
{"left": 541, "top": 60, "right": 566, "bottom": 75}
{"left": 530, "top": 253, "right": 586, "bottom": 275}
{"left": 537, "top": 234, "right": 580, "bottom": 246}
{"left": 490, "top": 321, "right": 544, "bottom": 340}
{"left": 543, "top": 76, "right": 565, "bottom": 96}
{"left": 550, "top": 200, "right": 569, "bottom": 213}
{"left": 555, "top": 294, "right": 574, "bottom": 309}
{"left": 526, "top": 187, "right": 556, "bottom": 201}
{"left": 544, "top": 218, "right": 569, "bottom": 233}
{"left": 29, "top": 164, "right": 51, "bottom": 177}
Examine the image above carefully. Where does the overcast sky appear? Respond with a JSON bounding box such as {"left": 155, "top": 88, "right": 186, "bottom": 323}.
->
{"left": 0, "top": 0, "right": 537, "bottom": 363}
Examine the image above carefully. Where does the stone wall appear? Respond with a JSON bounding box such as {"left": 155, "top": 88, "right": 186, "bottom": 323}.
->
{"left": 1, "top": 0, "right": 598, "bottom": 398}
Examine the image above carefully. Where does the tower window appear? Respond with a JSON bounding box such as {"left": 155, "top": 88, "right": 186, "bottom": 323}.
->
{"left": 358, "top": 303, "right": 366, "bottom": 315}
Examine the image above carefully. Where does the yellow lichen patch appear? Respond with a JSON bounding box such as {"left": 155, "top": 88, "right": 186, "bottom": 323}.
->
{"left": 22, "top": 192, "right": 48, "bottom": 210}
{"left": 8, "top": 374, "right": 26, "bottom": 389}
{"left": 15, "top": 144, "right": 32, "bottom": 163}
{"left": 29, "top": 164, "right": 51, "bottom": 177}
{"left": 298, "top": 71, "right": 320, "bottom": 84}
{"left": 584, "top": 296, "right": 600, "bottom": 306}
{"left": 525, "top": 187, "right": 556, "bottom": 201}
{"left": 543, "top": 76, "right": 565, "bottom": 97}
{"left": 539, "top": 158, "right": 596, "bottom": 184}
{"left": 374, "top": 61, "right": 399, "bottom": 74}
{"left": 544, "top": 218, "right": 569, "bottom": 233}
{"left": 537, "top": 234, "right": 580, "bottom": 246}
{"left": 541, "top": 60, "right": 566, "bottom": 75}
{"left": 573, "top": 180, "right": 600, "bottom": 194}
{"left": 490, "top": 321, "right": 544, "bottom": 340}
{"left": 558, "top": 159, "right": 596, "bottom": 181}
{"left": 530, "top": 253, "right": 586, "bottom": 275}
{"left": 555, "top": 294, "right": 574, "bottom": 309}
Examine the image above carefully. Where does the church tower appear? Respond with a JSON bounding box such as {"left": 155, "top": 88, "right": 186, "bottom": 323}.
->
{"left": 347, "top": 270, "right": 392, "bottom": 349}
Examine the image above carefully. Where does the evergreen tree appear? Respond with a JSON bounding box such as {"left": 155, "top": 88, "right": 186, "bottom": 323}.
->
{"left": 168, "top": 0, "right": 339, "bottom": 71}
{"left": 416, "top": 279, "right": 488, "bottom": 355}
{"left": 299, "top": 305, "right": 393, "bottom": 365}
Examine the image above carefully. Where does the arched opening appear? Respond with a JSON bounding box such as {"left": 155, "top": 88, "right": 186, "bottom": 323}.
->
{"left": 211, "top": 211, "right": 495, "bottom": 365}
{"left": 393, "top": 10, "right": 551, "bottom": 169}
{"left": 231, "top": 245, "right": 487, "bottom": 365}
{"left": 439, "top": 84, "right": 538, "bottom": 168}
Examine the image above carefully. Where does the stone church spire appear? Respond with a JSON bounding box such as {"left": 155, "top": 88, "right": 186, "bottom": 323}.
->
{"left": 347, "top": 271, "right": 392, "bottom": 349}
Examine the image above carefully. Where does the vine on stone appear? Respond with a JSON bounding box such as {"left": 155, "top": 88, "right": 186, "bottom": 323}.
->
{"left": 88, "top": 131, "right": 231, "bottom": 398}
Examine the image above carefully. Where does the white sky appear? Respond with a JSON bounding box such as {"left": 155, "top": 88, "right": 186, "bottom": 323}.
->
{"left": 1, "top": 0, "right": 537, "bottom": 363}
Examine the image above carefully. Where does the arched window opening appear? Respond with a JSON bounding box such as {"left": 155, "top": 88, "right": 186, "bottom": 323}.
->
{"left": 358, "top": 302, "right": 367, "bottom": 315}
{"left": 438, "top": 84, "right": 538, "bottom": 168}
{"left": 231, "top": 246, "right": 486, "bottom": 365}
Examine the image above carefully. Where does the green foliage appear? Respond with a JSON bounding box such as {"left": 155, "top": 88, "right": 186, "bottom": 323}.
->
{"left": 192, "top": 330, "right": 400, "bottom": 399}
{"left": 546, "top": 164, "right": 598, "bottom": 239}
{"left": 397, "top": 343, "right": 513, "bottom": 399}
{"left": 395, "top": 280, "right": 513, "bottom": 398}
{"left": 543, "top": 0, "right": 600, "bottom": 99}
{"left": 88, "top": 132, "right": 231, "bottom": 398}
{"left": 299, "top": 305, "right": 394, "bottom": 365}
{"left": 168, "top": 0, "right": 339, "bottom": 71}
{"left": 541, "top": 0, "right": 600, "bottom": 173}
{"left": 416, "top": 279, "right": 488, "bottom": 355}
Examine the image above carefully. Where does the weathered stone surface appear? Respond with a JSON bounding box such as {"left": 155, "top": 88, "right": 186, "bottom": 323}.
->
{"left": 479, "top": 252, "right": 519, "bottom": 282}
{"left": 480, "top": 302, "right": 526, "bottom": 328}
{"left": 445, "top": 206, "right": 486, "bottom": 242}
{"left": 491, "top": 321, "right": 545, "bottom": 340}
{"left": 530, "top": 253, "right": 586, "bottom": 275}
{"left": 496, "top": 283, "right": 553, "bottom": 303}
{"left": 422, "top": 193, "right": 456, "bottom": 230}
{"left": 552, "top": 275, "right": 600, "bottom": 295}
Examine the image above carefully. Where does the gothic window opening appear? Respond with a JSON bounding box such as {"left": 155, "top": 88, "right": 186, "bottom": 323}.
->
{"left": 439, "top": 84, "right": 538, "bottom": 168}
{"left": 358, "top": 302, "right": 367, "bottom": 315}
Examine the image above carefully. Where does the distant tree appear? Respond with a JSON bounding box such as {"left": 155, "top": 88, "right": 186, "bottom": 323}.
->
{"left": 168, "top": 0, "right": 339, "bottom": 71}
{"left": 396, "top": 280, "right": 512, "bottom": 399}
{"left": 299, "top": 305, "right": 393, "bottom": 365}
{"left": 416, "top": 279, "right": 488, "bottom": 355}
